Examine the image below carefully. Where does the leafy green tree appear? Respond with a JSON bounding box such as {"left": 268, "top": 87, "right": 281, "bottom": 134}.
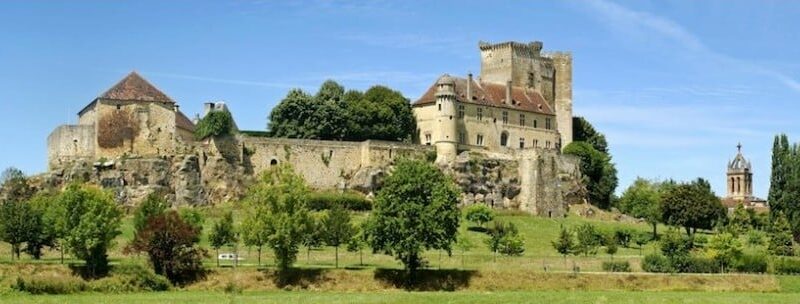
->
{"left": 268, "top": 89, "right": 324, "bottom": 139}
{"left": 552, "top": 226, "right": 575, "bottom": 264}
{"left": 301, "top": 213, "right": 324, "bottom": 263}
{"left": 769, "top": 212, "right": 794, "bottom": 256}
{"left": 0, "top": 167, "right": 34, "bottom": 202}
{"left": 241, "top": 208, "right": 269, "bottom": 266}
{"left": 659, "top": 229, "right": 693, "bottom": 260}
{"left": 464, "top": 204, "right": 494, "bottom": 228}
{"left": 707, "top": 232, "right": 743, "bottom": 273}
{"left": 59, "top": 184, "right": 122, "bottom": 277}
{"left": 660, "top": 178, "right": 726, "bottom": 235}
{"left": 768, "top": 134, "right": 790, "bottom": 219}
{"left": 344, "top": 86, "right": 416, "bottom": 142}
{"left": 617, "top": 178, "right": 662, "bottom": 239}
{"left": 572, "top": 116, "right": 609, "bottom": 154}
{"left": 728, "top": 203, "right": 753, "bottom": 236}
{"left": 178, "top": 207, "right": 205, "bottom": 236}
{"left": 24, "top": 193, "right": 60, "bottom": 259}
{"left": 346, "top": 223, "right": 369, "bottom": 266}
{"left": 485, "top": 221, "right": 525, "bottom": 258}
{"left": 605, "top": 232, "right": 618, "bottom": 260}
{"left": 367, "top": 159, "right": 461, "bottom": 274}
{"left": 455, "top": 234, "right": 475, "bottom": 267}
{"left": 244, "top": 164, "right": 311, "bottom": 271}
{"left": 633, "top": 232, "right": 651, "bottom": 256}
{"left": 314, "top": 80, "right": 350, "bottom": 140}
{"left": 195, "top": 110, "right": 235, "bottom": 140}
{"left": 574, "top": 223, "right": 602, "bottom": 256}
{"left": 128, "top": 210, "right": 207, "bottom": 285}
{"left": 563, "top": 142, "right": 618, "bottom": 209}
{"left": 322, "top": 205, "right": 355, "bottom": 268}
{"left": 0, "top": 200, "right": 35, "bottom": 260}
{"left": 133, "top": 193, "right": 168, "bottom": 233}
{"left": 209, "top": 211, "right": 237, "bottom": 267}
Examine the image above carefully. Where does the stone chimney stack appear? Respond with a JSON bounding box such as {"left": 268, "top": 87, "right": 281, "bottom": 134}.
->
{"left": 505, "top": 80, "right": 512, "bottom": 104}
{"left": 466, "top": 73, "right": 473, "bottom": 101}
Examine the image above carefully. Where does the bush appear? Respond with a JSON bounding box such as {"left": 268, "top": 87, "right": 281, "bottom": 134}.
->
{"left": 683, "top": 256, "right": 719, "bottom": 273}
{"left": 464, "top": 204, "right": 494, "bottom": 228}
{"left": 307, "top": 191, "right": 371, "bottom": 211}
{"left": 613, "top": 228, "right": 634, "bottom": 247}
{"left": 641, "top": 253, "right": 672, "bottom": 273}
{"left": 601, "top": 260, "right": 631, "bottom": 272}
{"left": 13, "top": 276, "right": 87, "bottom": 295}
{"left": 105, "top": 263, "right": 171, "bottom": 291}
{"left": 195, "top": 110, "right": 235, "bottom": 140}
{"left": 773, "top": 257, "right": 800, "bottom": 275}
{"left": 734, "top": 253, "right": 768, "bottom": 274}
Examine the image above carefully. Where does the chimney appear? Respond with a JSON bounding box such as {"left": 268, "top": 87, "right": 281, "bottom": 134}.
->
{"left": 466, "top": 73, "right": 473, "bottom": 101}
{"left": 505, "top": 80, "right": 512, "bottom": 104}
{"left": 173, "top": 104, "right": 179, "bottom": 112}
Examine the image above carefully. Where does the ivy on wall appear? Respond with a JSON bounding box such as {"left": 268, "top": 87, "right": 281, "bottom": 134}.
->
{"left": 97, "top": 108, "right": 141, "bottom": 149}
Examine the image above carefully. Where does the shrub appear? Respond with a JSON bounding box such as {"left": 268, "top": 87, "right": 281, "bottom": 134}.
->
{"left": 683, "top": 256, "right": 719, "bottom": 273}
{"left": 641, "top": 253, "right": 671, "bottom": 273}
{"left": 195, "top": 110, "right": 235, "bottom": 140}
{"left": 734, "top": 253, "right": 768, "bottom": 274}
{"left": 464, "top": 204, "right": 494, "bottom": 228}
{"left": 307, "top": 191, "right": 372, "bottom": 211}
{"left": 613, "top": 228, "right": 634, "bottom": 247}
{"left": 602, "top": 260, "right": 631, "bottom": 272}
{"left": 773, "top": 257, "right": 800, "bottom": 275}
{"left": 13, "top": 276, "right": 87, "bottom": 295}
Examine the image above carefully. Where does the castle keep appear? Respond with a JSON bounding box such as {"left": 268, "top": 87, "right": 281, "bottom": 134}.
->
{"left": 46, "top": 40, "right": 584, "bottom": 216}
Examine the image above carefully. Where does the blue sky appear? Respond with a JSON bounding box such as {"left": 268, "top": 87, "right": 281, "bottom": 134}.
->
{"left": 1, "top": 0, "right": 799, "bottom": 198}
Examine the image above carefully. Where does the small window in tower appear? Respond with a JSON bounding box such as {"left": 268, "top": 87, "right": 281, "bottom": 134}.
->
{"left": 534, "top": 120, "right": 538, "bottom": 128}
{"left": 520, "top": 114, "right": 526, "bottom": 126}
{"left": 545, "top": 141, "right": 551, "bottom": 149}
{"left": 438, "top": 104, "right": 441, "bottom": 111}
{"left": 500, "top": 132, "right": 509, "bottom": 147}
{"left": 502, "top": 111, "right": 508, "bottom": 124}
{"left": 424, "top": 133, "right": 432, "bottom": 145}
{"left": 477, "top": 108, "right": 483, "bottom": 121}
{"left": 476, "top": 134, "right": 484, "bottom": 146}
{"left": 116, "top": 104, "right": 121, "bottom": 110}
{"left": 458, "top": 132, "right": 466, "bottom": 144}
{"left": 533, "top": 139, "right": 539, "bottom": 147}
{"left": 545, "top": 118, "right": 552, "bottom": 130}
{"left": 457, "top": 104, "right": 465, "bottom": 118}
{"left": 519, "top": 138, "right": 525, "bottom": 149}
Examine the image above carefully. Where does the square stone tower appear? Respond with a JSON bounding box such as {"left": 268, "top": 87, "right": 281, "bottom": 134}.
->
{"left": 478, "top": 41, "right": 572, "bottom": 148}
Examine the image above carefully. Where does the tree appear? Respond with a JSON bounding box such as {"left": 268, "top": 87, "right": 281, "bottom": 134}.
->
{"left": 0, "top": 200, "right": 35, "bottom": 260}
{"left": 178, "top": 207, "right": 205, "bottom": 236}
{"left": 617, "top": 178, "right": 662, "bottom": 238}
{"left": 455, "top": 234, "right": 475, "bottom": 267}
{"left": 574, "top": 223, "right": 602, "bottom": 256}
{"left": 367, "top": 159, "right": 461, "bottom": 274}
{"left": 728, "top": 203, "right": 753, "bottom": 236}
{"left": 195, "top": 110, "right": 235, "bottom": 140}
{"left": 633, "top": 232, "right": 651, "bottom": 256}
{"left": 241, "top": 208, "right": 269, "bottom": 267}
{"left": 660, "top": 178, "right": 726, "bottom": 235}
{"left": 322, "top": 205, "right": 355, "bottom": 268}
{"left": 244, "top": 164, "right": 312, "bottom": 271}
{"left": 59, "top": 184, "right": 122, "bottom": 277}
{"left": 604, "top": 232, "right": 618, "bottom": 260}
{"left": 268, "top": 89, "right": 324, "bottom": 139}
{"left": 128, "top": 211, "right": 206, "bottom": 285}
{"left": 769, "top": 212, "right": 794, "bottom": 256}
{"left": 0, "top": 167, "right": 34, "bottom": 202}
{"left": 485, "top": 221, "right": 525, "bottom": 259}
{"left": 707, "top": 232, "right": 743, "bottom": 273}
{"left": 133, "top": 193, "right": 168, "bottom": 233}
{"left": 301, "top": 213, "right": 324, "bottom": 263}
{"left": 346, "top": 223, "right": 369, "bottom": 267}
{"left": 552, "top": 226, "right": 575, "bottom": 264}
{"left": 563, "top": 142, "right": 618, "bottom": 209}
{"left": 209, "top": 211, "right": 237, "bottom": 267}
{"left": 768, "top": 134, "right": 790, "bottom": 218}
{"left": 464, "top": 204, "right": 494, "bottom": 228}
{"left": 24, "top": 192, "right": 60, "bottom": 259}
{"left": 344, "top": 86, "right": 416, "bottom": 142}
{"left": 572, "top": 116, "right": 608, "bottom": 154}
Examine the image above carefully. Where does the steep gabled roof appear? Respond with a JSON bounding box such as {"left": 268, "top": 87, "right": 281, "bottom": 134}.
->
{"left": 175, "top": 110, "right": 195, "bottom": 132}
{"left": 98, "top": 71, "right": 174, "bottom": 103}
{"left": 413, "top": 75, "right": 555, "bottom": 115}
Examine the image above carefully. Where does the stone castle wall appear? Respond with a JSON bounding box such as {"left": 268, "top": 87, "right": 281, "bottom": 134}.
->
{"left": 47, "top": 125, "right": 95, "bottom": 169}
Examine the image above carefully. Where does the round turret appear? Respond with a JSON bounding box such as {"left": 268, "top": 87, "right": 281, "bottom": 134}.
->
{"left": 433, "top": 74, "right": 458, "bottom": 166}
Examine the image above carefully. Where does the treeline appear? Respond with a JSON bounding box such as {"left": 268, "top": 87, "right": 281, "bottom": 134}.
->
{"left": 565, "top": 117, "right": 618, "bottom": 209}
{"left": 267, "top": 80, "right": 417, "bottom": 142}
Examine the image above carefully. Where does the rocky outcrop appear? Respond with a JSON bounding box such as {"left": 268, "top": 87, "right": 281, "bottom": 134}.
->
{"left": 451, "top": 152, "right": 521, "bottom": 209}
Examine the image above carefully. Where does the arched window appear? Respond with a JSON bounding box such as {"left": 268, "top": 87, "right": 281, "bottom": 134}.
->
{"left": 270, "top": 159, "right": 278, "bottom": 166}
{"left": 500, "top": 131, "right": 509, "bottom": 147}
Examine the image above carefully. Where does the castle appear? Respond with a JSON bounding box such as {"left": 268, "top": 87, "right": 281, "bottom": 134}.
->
{"left": 46, "top": 40, "right": 584, "bottom": 216}
{"left": 413, "top": 41, "right": 572, "bottom": 165}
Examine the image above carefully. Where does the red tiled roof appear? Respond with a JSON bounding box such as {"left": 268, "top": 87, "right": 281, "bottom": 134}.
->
{"left": 99, "top": 71, "right": 174, "bottom": 103}
{"left": 413, "top": 76, "right": 554, "bottom": 115}
{"left": 175, "top": 110, "right": 195, "bottom": 131}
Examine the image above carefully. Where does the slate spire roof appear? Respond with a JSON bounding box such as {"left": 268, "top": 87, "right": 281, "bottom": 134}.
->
{"left": 98, "top": 71, "right": 174, "bottom": 103}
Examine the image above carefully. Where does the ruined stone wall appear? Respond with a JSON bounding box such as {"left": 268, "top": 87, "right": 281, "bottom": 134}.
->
{"left": 47, "top": 125, "right": 95, "bottom": 169}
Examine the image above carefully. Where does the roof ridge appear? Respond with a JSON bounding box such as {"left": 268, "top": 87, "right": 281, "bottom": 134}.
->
{"left": 98, "top": 71, "right": 175, "bottom": 103}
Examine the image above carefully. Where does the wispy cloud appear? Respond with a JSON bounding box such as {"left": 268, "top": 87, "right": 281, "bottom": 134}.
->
{"left": 581, "top": 0, "right": 800, "bottom": 94}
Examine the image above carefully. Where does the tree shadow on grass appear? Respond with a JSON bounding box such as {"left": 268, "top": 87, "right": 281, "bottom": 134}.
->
{"left": 467, "top": 227, "right": 489, "bottom": 234}
{"left": 262, "top": 268, "right": 330, "bottom": 288}
{"left": 374, "top": 268, "right": 477, "bottom": 291}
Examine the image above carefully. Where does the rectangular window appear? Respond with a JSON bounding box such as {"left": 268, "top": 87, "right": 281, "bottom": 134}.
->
{"left": 545, "top": 118, "right": 552, "bottom": 130}
{"left": 477, "top": 108, "right": 483, "bottom": 121}
{"left": 476, "top": 134, "right": 484, "bottom": 146}
{"left": 424, "top": 133, "right": 431, "bottom": 145}
{"left": 533, "top": 139, "right": 539, "bottom": 147}
{"left": 534, "top": 120, "right": 538, "bottom": 128}
{"left": 502, "top": 111, "right": 508, "bottom": 124}
{"left": 545, "top": 141, "right": 551, "bottom": 149}
{"left": 458, "top": 132, "right": 465, "bottom": 144}
{"left": 438, "top": 103, "right": 442, "bottom": 111}
{"left": 457, "top": 104, "right": 465, "bottom": 118}
{"left": 520, "top": 114, "right": 526, "bottom": 127}
{"left": 519, "top": 138, "right": 525, "bottom": 149}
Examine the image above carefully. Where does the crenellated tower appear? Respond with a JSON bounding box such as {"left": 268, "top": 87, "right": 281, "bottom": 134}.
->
{"left": 434, "top": 74, "right": 458, "bottom": 165}
{"left": 551, "top": 52, "right": 573, "bottom": 148}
